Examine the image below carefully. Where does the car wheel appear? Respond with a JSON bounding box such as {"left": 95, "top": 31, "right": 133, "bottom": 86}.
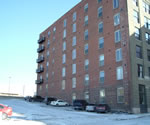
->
{"left": 2, "top": 113, "right": 8, "bottom": 120}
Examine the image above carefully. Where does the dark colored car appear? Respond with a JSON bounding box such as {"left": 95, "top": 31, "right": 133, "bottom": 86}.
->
{"left": 0, "top": 104, "right": 12, "bottom": 120}
{"left": 31, "top": 96, "right": 44, "bottom": 102}
{"left": 73, "top": 100, "right": 88, "bottom": 110}
{"left": 95, "top": 104, "right": 111, "bottom": 113}
{"left": 44, "top": 97, "right": 57, "bottom": 105}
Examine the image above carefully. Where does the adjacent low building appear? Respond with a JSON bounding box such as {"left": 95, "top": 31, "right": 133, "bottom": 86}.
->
{"left": 36, "top": 0, "right": 150, "bottom": 113}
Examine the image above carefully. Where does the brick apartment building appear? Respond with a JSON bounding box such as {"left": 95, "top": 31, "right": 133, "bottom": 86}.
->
{"left": 36, "top": 0, "right": 150, "bottom": 113}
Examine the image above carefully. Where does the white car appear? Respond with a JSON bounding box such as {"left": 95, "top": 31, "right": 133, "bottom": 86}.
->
{"left": 50, "top": 100, "right": 69, "bottom": 106}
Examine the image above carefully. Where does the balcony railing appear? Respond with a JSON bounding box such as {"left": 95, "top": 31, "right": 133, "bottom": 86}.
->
{"left": 38, "top": 37, "right": 45, "bottom": 44}
{"left": 37, "top": 46, "right": 45, "bottom": 53}
{"left": 36, "top": 67, "right": 44, "bottom": 73}
{"left": 35, "top": 79, "right": 44, "bottom": 84}
{"left": 36, "top": 56, "right": 44, "bottom": 63}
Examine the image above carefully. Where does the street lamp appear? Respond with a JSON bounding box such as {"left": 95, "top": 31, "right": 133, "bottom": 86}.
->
{"left": 8, "top": 76, "right": 11, "bottom": 94}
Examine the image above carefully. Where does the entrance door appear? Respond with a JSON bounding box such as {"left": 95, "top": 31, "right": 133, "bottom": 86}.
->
{"left": 139, "top": 85, "right": 147, "bottom": 113}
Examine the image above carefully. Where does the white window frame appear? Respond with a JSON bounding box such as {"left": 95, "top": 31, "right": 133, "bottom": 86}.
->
{"left": 72, "top": 64, "right": 76, "bottom": 74}
{"left": 114, "top": 13, "right": 120, "bottom": 26}
{"left": 116, "top": 48, "right": 122, "bottom": 62}
{"left": 115, "top": 30, "right": 121, "bottom": 43}
{"left": 116, "top": 66, "right": 123, "bottom": 80}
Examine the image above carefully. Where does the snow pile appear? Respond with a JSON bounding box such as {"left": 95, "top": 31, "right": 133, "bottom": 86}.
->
{"left": 0, "top": 98, "right": 150, "bottom": 125}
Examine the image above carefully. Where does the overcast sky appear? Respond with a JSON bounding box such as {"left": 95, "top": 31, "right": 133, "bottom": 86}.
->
{"left": 0, "top": 0, "right": 81, "bottom": 96}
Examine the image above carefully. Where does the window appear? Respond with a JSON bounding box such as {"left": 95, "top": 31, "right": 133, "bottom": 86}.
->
{"left": 137, "top": 64, "right": 144, "bottom": 78}
{"left": 136, "top": 46, "right": 142, "bottom": 59}
{"left": 47, "top": 40, "right": 50, "bottom": 48}
{"left": 135, "top": 27, "right": 140, "bottom": 40}
{"left": 63, "top": 42, "right": 66, "bottom": 51}
{"left": 72, "top": 93, "right": 76, "bottom": 101}
{"left": 148, "top": 67, "right": 150, "bottom": 77}
{"left": 62, "top": 67, "right": 66, "bottom": 77}
{"left": 63, "top": 29, "right": 66, "bottom": 38}
{"left": 98, "top": 7, "right": 103, "bottom": 18}
{"left": 62, "top": 54, "right": 66, "bottom": 64}
{"left": 47, "top": 51, "right": 50, "bottom": 58}
{"left": 84, "top": 74, "right": 89, "bottom": 85}
{"left": 73, "top": 23, "right": 76, "bottom": 32}
{"left": 84, "top": 3, "right": 88, "bottom": 12}
{"left": 99, "top": 37, "right": 104, "bottom": 49}
{"left": 84, "top": 92, "right": 89, "bottom": 102}
{"left": 147, "top": 50, "right": 150, "bottom": 61}
{"left": 72, "top": 36, "right": 76, "bottom": 46}
{"left": 133, "top": 0, "right": 138, "bottom": 6}
{"left": 99, "top": 54, "right": 104, "bottom": 66}
{"left": 73, "top": 12, "right": 77, "bottom": 22}
{"left": 48, "top": 31, "right": 51, "bottom": 37}
{"left": 98, "top": 0, "right": 102, "bottom": 3}
{"left": 144, "top": 17, "right": 150, "bottom": 30}
{"left": 117, "top": 87, "right": 124, "bottom": 103}
{"left": 46, "top": 73, "right": 48, "bottom": 80}
{"left": 84, "top": 44, "right": 88, "bottom": 55}
{"left": 72, "top": 49, "right": 76, "bottom": 60}
{"left": 116, "top": 66, "right": 123, "bottom": 80}
{"left": 115, "top": 30, "right": 121, "bottom": 43}
{"left": 133, "top": 10, "right": 139, "bottom": 23}
{"left": 143, "top": 1, "right": 150, "bottom": 14}
{"left": 84, "top": 59, "right": 89, "bottom": 71}
{"left": 116, "top": 48, "right": 122, "bottom": 62}
{"left": 84, "top": 29, "right": 88, "bottom": 40}
{"left": 53, "top": 27, "right": 56, "bottom": 34}
{"left": 113, "top": 0, "right": 119, "bottom": 9}
{"left": 64, "top": 19, "right": 67, "bottom": 27}
{"left": 72, "top": 77, "right": 76, "bottom": 88}
{"left": 145, "top": 32, "right": 150, "bottom": 44}
{"left": 98, "top": 22, "right": 103, "bottom": 33}
{"left": 46, "top": 62, "right": 49, "bottom": 69}
{"left": 72, "top": 64, "right": 76, "bottom": 74}
{"left": 99, "top": 71, "right": 105, "bottom": 83}
{"left": 84, "top": 15, "right": 88, "bottom": 26}
{"left": 100, "top": 89, "right": 105, "bottom": 103}
{"left": 40, "top": 75, "right": 43, "bottom": 80}
{"left": 114, "top": 13, "right": 120, "bottom": 26}
{"left": 62, "top": 80, "right": 65, "bottom": 90}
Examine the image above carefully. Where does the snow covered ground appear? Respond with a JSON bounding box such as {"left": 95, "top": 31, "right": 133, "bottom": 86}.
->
{"left": 0, "top": 98, "right": 150, "bottom": 125}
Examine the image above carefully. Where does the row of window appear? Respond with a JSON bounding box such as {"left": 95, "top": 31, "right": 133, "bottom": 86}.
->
{"left": 136, "top": 46, "right": 150, "bottom": 61}
{"left": 133, "top": 0, "right": 150, "bottom": 14}
{"left": 62, "top": 48, "right": 122, "bottom": 65}
{"left": 72, "top": 86, "right": 124, "bottom": 103}
{"left": 38, "top": 84, "right": 124, "bottom": 104}
{"left": 137, "top": 64, "right": 150, "bottom": 79}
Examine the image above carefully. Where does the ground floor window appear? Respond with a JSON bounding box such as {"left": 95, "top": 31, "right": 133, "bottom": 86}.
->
{"left": 100, "top": 89, "right": 105, "bottom": 103}
{"left": 117, "top": 87, "right": 124, "bottom": 103}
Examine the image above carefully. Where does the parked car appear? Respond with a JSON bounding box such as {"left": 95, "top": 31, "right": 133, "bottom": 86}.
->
{"left": 0, "top": 104, "right": 12, "bottom": 120}
{"left": 50, "top": 99, "right": 69, "bottom": 106}
{"left": 24, "top": 96, "right": 32, "bottom": 101}
{"left": 31, "top": 96, "right": 44, "bottom": 102}
{"left": 95, "top": 104, "right": 110, "bottom": 113}
{"left": 86, "top": 104, "right": 96, "bottom": 112}
{"left": 44, "top": 97, "right": 57, "bottom": 105}
{"left": 73, "top": 99, "right": 88, "bottom": 110}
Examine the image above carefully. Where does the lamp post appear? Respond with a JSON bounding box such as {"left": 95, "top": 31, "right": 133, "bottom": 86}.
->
{"left": 8, "top": 76, "right": 11, "bottom": 94}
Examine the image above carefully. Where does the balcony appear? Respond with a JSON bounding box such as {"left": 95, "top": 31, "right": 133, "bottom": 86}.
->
{"left": 36, "top": 56, "right": 44, "bottom": 63}
{"left": 38, "top": 37, "right": 45, "bottom": 44}
{"left": 37, "top": 46, "right": 45, "bottom": 53}
{"left": 35, "top": 79, "right": 44, "bottom": 84}
{"left": 36, "top": 67, "right": 44, "bottom": 73}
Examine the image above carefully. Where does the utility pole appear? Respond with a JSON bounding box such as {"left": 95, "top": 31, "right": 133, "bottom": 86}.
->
{"left": 8, "top": 76, "right": 11, "bottom": 94}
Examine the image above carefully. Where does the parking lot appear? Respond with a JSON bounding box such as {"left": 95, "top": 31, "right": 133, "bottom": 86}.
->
{"left": 0, "top": 97, "right": 150, "bottom": 125}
